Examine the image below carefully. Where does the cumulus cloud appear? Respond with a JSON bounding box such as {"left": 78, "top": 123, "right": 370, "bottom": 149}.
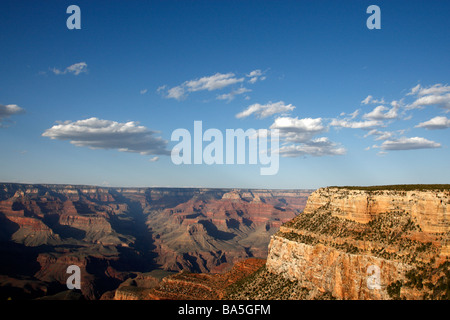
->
{"left": 330, "top": 85, "right": 449, "bottom": 154}
{"left": 408, "top": 83, "right": 450, "bottom": 97}
{"left": 0, "top": 104, "right": 25, "bottom": 119}
{"left": 246, "top": 69, "right": 267, "bottom": 84}
{"left": 270, "top": 116, "right": 326, "bottom": 143}
{"left": 332, "top": 105, "right": 385, "bottom": 130}
{"left": 330, "top": 118, "right": 383, "bottom": 129}
{"left": 361, "top": 95, "right": 386, "bottom": 105}
{"left": 52, "top": 62, "right": 88, "bottom": 76}
{"left": 407, "top": 84, "right": 422, "bottom": 96}
{"left": 361, "top": 95, "right": 372, "bottom": 105}
{"left": 364, "top": 129, "right": 395, "bottom": 141}
{"left": 236, "top": 101, "right": 295, "bottom": 119}
{"left": 217, "top": 87, "right": 251, "bottom": 102}
{"left": 415, "top": 116, "right": 450, "bottom": 130}
{"left": 140, "top": 89, "right": 148, "bottom": 95}
{"left": 42, "top": 117, "right": 170, "bottom": 156}
{"left": 160, "top": 70, "right": 267, "bottom": 101}
{"left": 160, "top": 72, "right": 244, "bottom": 100}
{"left": 406, "top": 84, "right": 450, "bottom": 110}
{"left": 0, "top": 104, "right": 25, "bottom": 127}
{"left": 348, "top": 109, "right": 360, "bottom": 119}
{"left": 407, "top": 93, "right": 450, "bottom": 110}
{"left": 258, "top": 116, "right": 344, "bottom": 158}
{"left": 363, "top": 105, "right": 399, "bottom": 120}
{"left": 279, "top": 137, "right": 346, "bottom": 157}
{"left": 377, "top": 137, "right": 441, "bottom": 151}
{"left": 166, "top": 86, "right": 186, "bottom": 100}
{"left": 186, "top": 72, "right": 243, "bottom": 92}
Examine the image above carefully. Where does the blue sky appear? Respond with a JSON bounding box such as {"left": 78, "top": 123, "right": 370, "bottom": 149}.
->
{"left": 0, "top": 0, "right": 449, "bottom": 189}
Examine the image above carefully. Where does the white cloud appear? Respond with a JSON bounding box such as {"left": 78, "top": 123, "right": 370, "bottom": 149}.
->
{"left": 52, "top": 62, "right": 88, "bottom": 76}
{"left": 330, "top": 118, "right": 383, "bottom": 129}
{"left": 270, "top": 116, "right": 326, "bottom": 143}
{"left": 166, "top": 86, "right": 186, "bottom": 100}
{"left": 409, "top": 84, "right": 450, "bottom": 96}
{"left": 185, "top": 72, "right": 244, "bottom": 92}
{"left": 160, "top": 70, "right": 265, "bottom": 101}
{"left": 0, "top": 104, "right": 25, "bottom": 127}
{"left": 406, "top": 84, "right": 450, "bottom": 110}
{"left": 415, "top": 116, "right": 450, "bottom": 130}
{"left": 279, "top": 137, "right": 346, "bottom": 157}
{"left": 339, "top": 109, "right": 360, "bottom": 119}
{"left": 349, "top": 109, "right": 360, "bottom": 119}
{"left": 361, "top": 95, "right": 373, "bottom": 105}
{"left": 140, "top": 89, "right": 148, "bottom": 95}
{"left": 156, "top": 85, "right": 167, "bottom": 93}
{"left": 161, "top": 72, "right": 244, "bottom": 100}
{"left": 246, "top": 69, "right": 266, "bottom": 84}
{"left": 236, "top": 101, "right": 295, "bottom": 119}
{"left": 42, "top": 117, "right": 169, "bottom": 156}
{"left": 332, "top": 105, "right": 385, "bottom": 130}
{"left": 364, "top": 129, "right": 394, "bottom": 141}
{"left": 407, "top": 84, "right": 422, "bottom": 96}
{"left": 363, "top": 105, "right": 399, "bottom": 120}
{"left": 0, "top": 104, "right": 24, "bottom": 118}
{"left": 148, "top": 156, "right": 159, "bottom": 162}
{"left": 262, "top": 117, "right": 344, "bottom": 158}
{"left": 270, "top": 116, "right": 324, "bottom": 132}
{"left": 217, "top": 87, "right": 251, "bottom": 102}
{"left": 378, "top": 137, "right": 441, "bottom": 151}
{"left": 247, "top": 70, "right": 263, "bottom": 77}
{"left": 407, "top": 93, "right": 450, "bottom": 110}
{"left": 361, "top": 95, "right": 386, "bottom": 105}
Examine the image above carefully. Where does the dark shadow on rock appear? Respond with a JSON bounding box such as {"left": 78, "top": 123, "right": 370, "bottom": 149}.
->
{"left": 226, "top": 218, "right": 241, "bottom": 229}
{"left": 198, "top": 220, "right": 236, "bottom": 240}
{"left": 0, "top": 212, "right": 20, "bottom": 241}
{"left": 108, "top": 190, "right": 158, "bottom": 273}
{"left": 43, "top": 214, "right": 86, "bottom": 240}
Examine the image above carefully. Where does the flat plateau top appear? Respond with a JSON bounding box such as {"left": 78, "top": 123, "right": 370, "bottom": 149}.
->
{"left": 328, "top": 184, "right": 450, "bottom": 191}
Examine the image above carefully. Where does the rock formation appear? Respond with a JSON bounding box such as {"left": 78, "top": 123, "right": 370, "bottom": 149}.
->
{"left": 262, "top": 185, "right": 450, "bottom": 300}
{"left": 147, "top": 189, "right": 301, "bottom": 273}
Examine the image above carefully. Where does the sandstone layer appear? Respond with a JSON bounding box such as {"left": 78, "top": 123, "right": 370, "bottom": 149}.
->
{"left": 265, "top": 185, "right": 450, "bottom": 300}
{"left": 304, "top": 186, "right": 450, "bottom": 233}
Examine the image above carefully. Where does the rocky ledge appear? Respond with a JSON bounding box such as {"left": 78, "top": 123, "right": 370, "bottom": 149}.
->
{"left": 265, "top": 185, "right": 450, "bottom": 300}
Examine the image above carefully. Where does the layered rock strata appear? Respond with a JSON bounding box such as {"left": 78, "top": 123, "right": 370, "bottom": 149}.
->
{"left": 266, "top": 186, "right": 450, "bottom": 300}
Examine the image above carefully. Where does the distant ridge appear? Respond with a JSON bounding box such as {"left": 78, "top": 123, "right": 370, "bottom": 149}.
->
{"left": 0, "top": 182, "right": 315, "bottom": 192}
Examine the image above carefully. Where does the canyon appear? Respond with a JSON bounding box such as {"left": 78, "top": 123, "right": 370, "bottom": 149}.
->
{"left": 122, "top": 185, "right": 449, "bottom": 300}
{"left": 1, "top": 183, "right": 448, "bottom": 300}
{"left": 0, "top": 183, "right": 310, "bottom": 299}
